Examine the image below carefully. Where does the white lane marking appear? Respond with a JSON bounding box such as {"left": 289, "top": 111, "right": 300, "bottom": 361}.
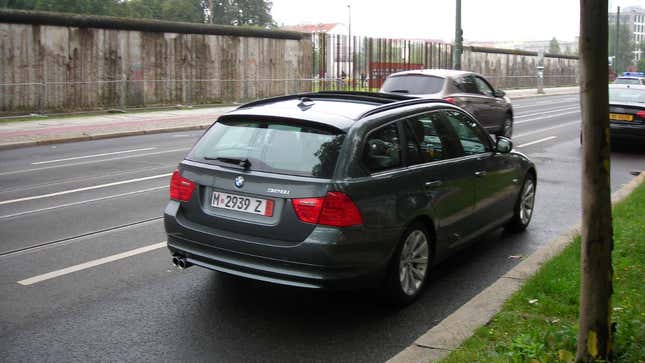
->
{"left": 515, "top": 110, "right": 581, "bottom": 125}
{"left": 515, "top": 106, "right": 579, "bottom": 118}
{"left": 31, "top": 148, "right": 156, "bottom": 165}
{"left": 513, "top": 99, "right": 578, "bottom": 109}
{"left": 514, "top": 120, "right": 580, "bottom": 138}
{"left": 517, "top": 136, "right": 557, "bottom": 148}
{"left": 17, "top": 242, "right": 167, "bottom": 286}
{"left": 0, "top": 186, "right": 167, "bottom": 219}
{"left": 0, "top": 173, "right": 172, "bottom": 206}
{"left": 0, "top": 165, "right": 174, "bottom": 196}
{"left": 0, "top": 148, "right": 189, "bottom": 177}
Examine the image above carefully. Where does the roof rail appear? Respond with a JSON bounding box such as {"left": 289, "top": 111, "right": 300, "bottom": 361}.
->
{"left": 358, "top": 98, "right": 452, "bottom": 119}
{"left": 236, "top": 91, "right": 417, "bottom": 110}
{"left": 312, "top": 91, "right": 415, "bottom": 102}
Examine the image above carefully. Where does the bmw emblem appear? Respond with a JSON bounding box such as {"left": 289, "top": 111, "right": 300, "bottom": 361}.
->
{"left": 234, "top": 176, "right": 245, "bottom": 188}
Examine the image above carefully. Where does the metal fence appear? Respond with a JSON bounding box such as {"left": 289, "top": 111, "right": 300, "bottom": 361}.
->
{"left": 0, "top": 32, "right": 578, "bottom": 117}
{"left": 0, "top": 73, "right": 578, "bottom": 117}
{"left": 0, "top": 79, "right": 316, "bottom": 116}
{"left": 312, "top": 33, "right": 454, "bottom": 91}
{"left": 480, "top": 75, "right": 578, "bottom": 90}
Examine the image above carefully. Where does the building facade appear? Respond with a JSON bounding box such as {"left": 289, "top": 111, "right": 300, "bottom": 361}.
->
{"left": 609, "top": 5, "right": 645, "bottom": 62}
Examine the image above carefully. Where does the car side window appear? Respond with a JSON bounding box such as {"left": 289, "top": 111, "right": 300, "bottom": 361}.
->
{"left": 473, "top": 76, "right": 494, "bottom": 97}
{"left": 403, "top": 113, "right": 449, "bottom": 165}
{"left": 363, "top": 122, "right": 401, "bottom": 172}
{"left": 455, "top": 76, "right": 479, "bottom": 94}
{"left": 442, "top": 110, "right": 492, "bottom": 156}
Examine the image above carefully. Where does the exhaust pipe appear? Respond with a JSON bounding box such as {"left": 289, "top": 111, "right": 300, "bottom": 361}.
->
{"left": 172, "top": 254, "right": 192, "bottom": 269}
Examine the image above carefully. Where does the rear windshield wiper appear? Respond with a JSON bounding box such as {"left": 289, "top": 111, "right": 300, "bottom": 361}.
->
{"left": 204, "top": 156, "right": 251, "bottom": 169}
{"left": 387, "top": 89, "right": 409, "bottom": 93}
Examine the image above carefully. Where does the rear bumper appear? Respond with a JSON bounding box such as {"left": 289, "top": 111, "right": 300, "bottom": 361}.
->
{"left": 610, "top": 122, "right": 645, "bottom": 142}
{"left": 164, "top": 202, "right": 399, "bottom": 289}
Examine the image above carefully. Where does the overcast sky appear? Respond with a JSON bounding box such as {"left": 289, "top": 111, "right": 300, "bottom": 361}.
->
{"left": 271, "top": 0, "right": 645, "bottom": 42}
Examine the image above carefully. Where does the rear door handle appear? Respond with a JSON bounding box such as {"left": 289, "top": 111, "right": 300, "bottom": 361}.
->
{"left": 475, "top": 171, "right": 487, "bottom": 177}
{"left": 425, "top": 180, "right": 443, "bottom": 188}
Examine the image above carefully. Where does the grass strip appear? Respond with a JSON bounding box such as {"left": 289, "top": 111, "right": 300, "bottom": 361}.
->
{"left": 439, "top": 183, "right": 645, "bottom": 363}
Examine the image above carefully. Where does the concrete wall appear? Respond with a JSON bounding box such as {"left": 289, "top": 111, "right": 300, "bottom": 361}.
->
{"left": 0, "top": 11, "right": 311, "bottom": 115}
{"left": 462, "top": 46, "right": 579, "bottom": 89}
{"left": 0, "top": 10, "right": 578, "bottom": 115}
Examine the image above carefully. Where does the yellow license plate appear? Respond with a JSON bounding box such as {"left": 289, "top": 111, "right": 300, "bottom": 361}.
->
{"left": 609, "top": 113, "right": 633, "bottom": 121}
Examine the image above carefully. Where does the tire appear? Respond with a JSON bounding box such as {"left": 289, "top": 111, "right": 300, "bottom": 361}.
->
{"left": 498, "top": 115, "right": 513, "bottom": 139}
{"left": 505, "top": 174, "right": 536, "bottom": 233}
{"left": 384, "top": 223, "right": 432, "bottom": 305}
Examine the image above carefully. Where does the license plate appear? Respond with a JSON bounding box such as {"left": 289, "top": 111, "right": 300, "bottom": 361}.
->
{"left": 211, "top": 191, "right": 274, "bottom": 216}
{"left": 609, "top": 113, "right": 633, "bottom": 121}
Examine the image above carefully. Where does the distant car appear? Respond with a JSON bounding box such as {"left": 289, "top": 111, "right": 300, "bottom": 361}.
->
{"left": 608, "top": 84, "right": 645, "bottom": 142}
{"left": 613, "top": 71, "right": 645, "bottom": 85}
{"left": 164, "top": 91, "right": 536, "bottom": 305}
{"left": 379, "top": 69, "right": 514, "bottom": 138}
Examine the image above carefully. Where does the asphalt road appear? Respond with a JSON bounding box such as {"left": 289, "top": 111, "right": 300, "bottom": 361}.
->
{"left": 0, "top": 94, "right": 643, "bottom": 362}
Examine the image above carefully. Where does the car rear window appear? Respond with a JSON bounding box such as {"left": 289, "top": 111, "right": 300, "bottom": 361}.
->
{"left": 187, "top": 118, "right": 345, "bottom": 178}
{"left": 614, "top": 78, "right": 642, "bottom": 85}
{"left": 610, "top": 88, "right": 645, "bottom": 104}
{"left": 381, "top": 75, "right": 445, "bottom": 94}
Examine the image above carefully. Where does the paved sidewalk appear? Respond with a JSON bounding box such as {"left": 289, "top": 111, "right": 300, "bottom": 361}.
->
{"left": 504, "top": 85, "right": 579, "bottom": 99}
{"left": 0, "top": 86, "right": 579, "bottom": 150}
{"left": 0, "top": 106, "right": 235, "bottom": 150}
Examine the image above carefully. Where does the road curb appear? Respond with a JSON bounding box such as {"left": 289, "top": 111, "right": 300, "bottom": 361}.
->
{"left": 506, "top": 87, "right": 579, "bottom": 100}
{"left": 387, "top": 171, "right": 645, "bottom": 363}
{"left": 0, "top": 124, "right": 210, "bottom": 151}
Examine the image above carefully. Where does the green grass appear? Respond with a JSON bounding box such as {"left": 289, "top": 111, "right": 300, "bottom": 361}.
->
{"left": 439, "top": 183, "right": 645, "bottom": 363}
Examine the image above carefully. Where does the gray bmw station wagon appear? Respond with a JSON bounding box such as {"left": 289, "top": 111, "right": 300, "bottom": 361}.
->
{"left": 165, "top": 92, "right": 536, "bottom": 305}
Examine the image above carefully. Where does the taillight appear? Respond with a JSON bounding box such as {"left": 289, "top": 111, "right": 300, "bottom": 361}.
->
{"left": 264, "top": 199, "right": 275, "bottom": 217}
{"left": 291, "top": 192, "right": 363, "bottom": 227}
{"left": 443, "top": 97, "right": 456, "bottom": 104}
{"left": 637, "top": 110, "right": 645, "bottom": 119}
{"left": 170, "top": 170, "right": 196, "bottom": 202}
{"left": 291, "top": 197, "right": 324, "bottom": 224}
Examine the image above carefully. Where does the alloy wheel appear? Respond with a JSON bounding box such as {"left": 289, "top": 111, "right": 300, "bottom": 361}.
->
{"left": 519, "top": 178, "right": 535, "bottom": 225}
{"left": 503, "top": 118, "right": 513, "bottom": 138}
{"left": 398, "top": 230, "right": 429, "bottom": 296}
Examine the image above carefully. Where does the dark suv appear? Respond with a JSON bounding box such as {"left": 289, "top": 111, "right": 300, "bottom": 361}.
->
{"left": 165, "top": 92, "right": 536, "bottom": 304}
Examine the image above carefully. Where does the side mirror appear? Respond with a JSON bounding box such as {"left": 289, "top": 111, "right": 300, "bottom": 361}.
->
{"left": 495, "top": 137, "right": 513, "bottom": 153}
{"left": 493, "top": 89, "right": 506, "bottom": 98}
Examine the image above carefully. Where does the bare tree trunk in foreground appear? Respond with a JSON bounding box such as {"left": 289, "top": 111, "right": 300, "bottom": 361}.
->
{"left": 576, "top": 1, "right": 614, "bottom": 362}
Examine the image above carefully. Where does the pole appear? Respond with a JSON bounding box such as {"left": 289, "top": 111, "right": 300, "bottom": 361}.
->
{"left": 208, "top": 0, "right": 214, "bottom": 23}
{"left": 453, "top": 0, "right": 462, "bottom": 70}
{"left": 616, "top": 6, "right": 620, "bottom": 72}
{"left": 347, "top": 4, "right": 351, "bottom": 90}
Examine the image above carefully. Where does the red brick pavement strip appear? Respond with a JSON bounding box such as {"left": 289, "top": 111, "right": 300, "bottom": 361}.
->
{"left": 0, "top": 114, "right": 217, "bottom": 137}
{"left": 0, "top": 124, "right": 211, "bottom": 150}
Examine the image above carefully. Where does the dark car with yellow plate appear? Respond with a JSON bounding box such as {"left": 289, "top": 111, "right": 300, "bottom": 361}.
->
{"left": 608, "top": 84, "right": 645, "bottom": 143}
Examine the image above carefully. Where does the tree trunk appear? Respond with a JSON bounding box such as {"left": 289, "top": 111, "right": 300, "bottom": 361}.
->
{"left": 576, "top": 1, "right": 614, "bottom": 362}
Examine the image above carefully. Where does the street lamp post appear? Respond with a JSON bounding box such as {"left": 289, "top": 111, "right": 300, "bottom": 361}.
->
{"left": 348, "top": 4, "right": 352, "bottom": 89}
{"left": 454, "top": 0, "right": 463, "bottom": 70}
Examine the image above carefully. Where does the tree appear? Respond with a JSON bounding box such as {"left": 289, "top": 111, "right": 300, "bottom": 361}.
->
{"left": 637, "top": 41, "right": 645, "bottom": 71}
{"left": 549, "top": 37, "right": 561, "bottom": 54}
{"left": 577, "top": 1, "right": 613, "bottom": 362}
{"left": 210, "top": 0, "right": 275, "bottom": 27}
{"left": 158, "top": 0, "right": 207, "bottom": 23}
{"left": 608, "top": 24, "right": 635, "bottom": 73}
{"left": 0, "top": 0, "right": 128, "bottom": 15}
{"left": 0, "top": 0, "right": 276, "bottom": 27}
